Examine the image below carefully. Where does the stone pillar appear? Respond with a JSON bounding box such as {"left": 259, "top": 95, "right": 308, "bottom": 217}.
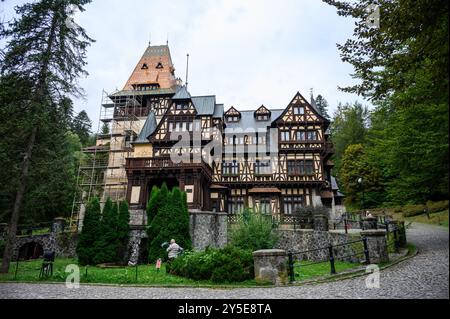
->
{"left": 252, "top": 249, "right": 288, "bottom": 286}
{"left": 361, "top": 230, "right": 389, "bottom": 264}
{"left": 0, "top": 223, "right": 8, "bottom": 241}
{"left": 52, "top": 217, "right": 65, "bottom": 234}
{"left": 362, "top": 216, "right": 378, "bottom": 230}
{"left": 313, "top": 214, "right": 329, "bottom": 231}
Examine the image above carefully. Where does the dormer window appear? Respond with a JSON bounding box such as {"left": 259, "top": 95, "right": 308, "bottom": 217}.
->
{"left": 156, "top": 62, "right": 163, "bottom": 69}
{"left": 141, "top": 63, "right": 148, "bottom": 69}
{"left": 254, "top": 105, "right": 271, "bottom": 121}
{"left": 256, "top": 114, "right": 269, "bottom": 121}
{"left": 227, "top": 116, "right": 240, "bottom": 122}
{"left": 224, "top": 106, "right": 241, "bottom": 123}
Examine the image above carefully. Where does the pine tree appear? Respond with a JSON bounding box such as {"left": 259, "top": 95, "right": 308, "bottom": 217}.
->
{"left": 76, "top": 197, "right": 101, "bottom": 265}
{"left": 170, "top": 187, "right": 192, "bottom": 251}
{"left": 117, "top": 201, "right": 130, "bottom": 264}
{"left": 0, "top": 0, "right": 94, "bottom": 273}
{"left": 315, "top": 95, "right": 330, "bottom": 120}
{"left": 94, "top": 198, "right": 119, "bottom": 264}
{"left": 72, "top": 110, "right": 92, "bottom": 146}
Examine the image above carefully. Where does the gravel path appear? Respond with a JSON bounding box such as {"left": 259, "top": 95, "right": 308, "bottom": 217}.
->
{"left": 0, "top": 223, "right": 448, "bottom": 299}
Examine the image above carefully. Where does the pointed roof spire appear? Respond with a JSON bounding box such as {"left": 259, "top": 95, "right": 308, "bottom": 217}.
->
{"left": 122, "top": 43, "right": 177, "bottom": 91}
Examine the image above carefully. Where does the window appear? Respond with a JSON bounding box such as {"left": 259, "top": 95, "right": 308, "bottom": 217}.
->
{"left": 296, "top": 131, "right": 305, "bottom": 141}
{"left": 175, "top": 103, "right": 189, "bottom": 110}
{"left": 280, "top": 131, "right": 290, "bottom": 141}
{"left": 287, "top": 160, "right": 315, "bottom": 175}
{"left": 283, "top": 196, "right": 303, "bottom": 214}
{"left": 254, "top": 160, "right": 271, "bottom": 175}
{"left": 306, "top": 131, "right": 317, "bottom": 140}
{"left": 222, "top": 161, "right": 239, "bottom": 175}
{"left": 258, "top": 197, "right": 271, "bottom": 215}
{"left": 170, "top": 122, "right": 193, "bottom": 132}
{"left": 305, "top": 160, "right": 314, "bottom": 175}
{"left": 228, "top": 196, "right": 244, "bottom": 214}
{"left": 156, "top": 62, "right": 163, "bottom": 69}
{"left": 228, "top": 116, "right": 239, "bottom": 122}
{"left": 141, "top": 63, "right": 148, "bottom": 69}
{"left": 293, "top": 106, "right": 305, "bottom": 115}
{"left": 256, "top": 114, "right": 269, "bottom": 121}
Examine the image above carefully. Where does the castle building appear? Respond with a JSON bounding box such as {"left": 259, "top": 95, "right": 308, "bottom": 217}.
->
{"left": 72, "top": 44, "right": 344, "bottom": 229}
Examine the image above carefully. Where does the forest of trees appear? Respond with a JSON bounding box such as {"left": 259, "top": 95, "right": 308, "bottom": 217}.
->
{"left": 324, "top": 0, "right": 449, "bottom": 208}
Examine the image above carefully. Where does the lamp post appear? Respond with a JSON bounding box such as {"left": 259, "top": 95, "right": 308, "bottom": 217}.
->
{"left": 357, "top": 177, "right": 364, "bottom": 210}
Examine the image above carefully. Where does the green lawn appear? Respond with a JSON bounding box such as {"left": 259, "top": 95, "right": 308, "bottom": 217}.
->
{"left": 405, "top": 210, "right": 449, "bottom": 228}
{"left": 293, "top": 260, "right": 363, "bottom": 281}
{"left": 0, "top": 258, "right": 236, "bottom": 286}
{"left": 0, "top": 257, "right": 365, "bottom": 286}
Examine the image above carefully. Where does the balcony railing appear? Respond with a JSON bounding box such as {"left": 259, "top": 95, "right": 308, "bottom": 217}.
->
{"left": 126, "top": 157, "right": 212, "bottom": 173}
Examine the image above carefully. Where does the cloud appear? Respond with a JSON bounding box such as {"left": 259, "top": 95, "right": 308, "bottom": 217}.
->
{"left": 1, "top": 0, "right": 370, "bottom": 131}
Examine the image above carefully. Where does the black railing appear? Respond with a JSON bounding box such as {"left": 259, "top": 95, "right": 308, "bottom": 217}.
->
{"left": 227, "top": 214, "right": 314, "bottom": 229}
{"left": 287, "top": 238, "right": 370, "bottom": 283}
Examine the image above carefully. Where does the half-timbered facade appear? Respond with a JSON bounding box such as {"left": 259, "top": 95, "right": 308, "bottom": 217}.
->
{"left": 105, "top": 44, "right": 341, "bottom": 219}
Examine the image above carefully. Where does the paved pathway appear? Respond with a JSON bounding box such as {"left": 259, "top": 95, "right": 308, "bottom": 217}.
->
{"left": 0, "top": 223, "right": 448, "bottom": 299}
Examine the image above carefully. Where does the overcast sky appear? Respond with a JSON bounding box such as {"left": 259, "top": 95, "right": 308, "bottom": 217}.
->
{"left": 1, "top": 0, "right": 370, "bottom": 132}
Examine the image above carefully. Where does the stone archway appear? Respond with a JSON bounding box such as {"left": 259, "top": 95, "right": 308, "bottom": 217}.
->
{"left": 18, "top": 241, "right": 44, "bottom": 260}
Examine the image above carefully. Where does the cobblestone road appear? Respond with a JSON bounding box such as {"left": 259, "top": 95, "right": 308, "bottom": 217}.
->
{"left": 0, "top": 223, "right": 448, "bottom": 299}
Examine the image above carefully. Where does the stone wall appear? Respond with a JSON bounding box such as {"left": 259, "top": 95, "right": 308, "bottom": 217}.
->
{"left": 127, "top": 228, "right": 148, "bottom": 265}
{"left": 189, "top": 210, "right": 228, "bottom": 250}
{"left": 10, "top": 219, "right": 78, "bottom": 260}
{"left": 275, "top": 229, "right": 362, "bottom": 262}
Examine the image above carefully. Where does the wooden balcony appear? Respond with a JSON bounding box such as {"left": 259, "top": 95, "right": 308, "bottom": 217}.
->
{"left": 125, "top": 157, "right": 213, "bottom": 175}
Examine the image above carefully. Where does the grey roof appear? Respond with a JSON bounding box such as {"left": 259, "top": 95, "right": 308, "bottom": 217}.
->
{"left": 213, "top": 104, "right": 224, "bottom": 118}
{"left": 134, "top": 111, "right": 157, "bottom": 144}
{"left": 331, "top": 176, "right": 339, "bottom": 190}
{"left": 225, "top": 109, "right": 284, "bottom": 130}
{"left": 172, "top": 86, "right": 191, "bottom": 100}
{"left": 191, "top": 96, "right": 216, "bottom": 115}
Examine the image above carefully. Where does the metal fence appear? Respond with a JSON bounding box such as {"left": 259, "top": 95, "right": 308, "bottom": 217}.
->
{"left": 227, "top": 213, "right": 314, "bottom": 229}
{"left": 287, "top": 238, "right": 370, "bottom": 283}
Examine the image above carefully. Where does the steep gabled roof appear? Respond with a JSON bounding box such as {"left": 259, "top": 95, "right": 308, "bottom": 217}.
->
{"left": 134, "top": 111, "right": 157, "bottom": 144}
{"left": 191, "top": 96, "right": 216, "bottom": 115}
{"left": 272, "top": 91, "right": 329, "bottom": 123}
{"left": 172, "top": 85, "right": 191, "bottom": 100}
{"left": 254, "top": 105, "right": 271, "bottom": 117}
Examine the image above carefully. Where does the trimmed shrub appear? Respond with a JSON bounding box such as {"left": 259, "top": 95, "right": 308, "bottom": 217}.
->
{"left": 94, "top": 198, "right": 119, "bottom": 264}
{"left": 117, "top": 201, "right": 130, "bottom": 264}
{"left": 402, "top": 204, "right": 426, "bottom": 217}
{"left": 76, "top": 197, "right": 101, "bottom": 265}
{"left": 230, "top": 208, "right": 278, "bottom": 251}
{"left": 426, "top": 200, "right": 449, "bottom": 214}
{"left": 169, "top": 245, "right": 254, "bottom": 283}
{"left": 147, "top": 184, "right": 192, "bottom": 262}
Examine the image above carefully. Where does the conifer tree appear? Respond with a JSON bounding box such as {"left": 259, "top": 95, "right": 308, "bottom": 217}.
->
{"left": 76, "top": 197, "right": 101, "bottom": 265}
{"left": 0, "top": 0, "right": 94, "bottom": 273}
{"left": 117, "top": 201, "right": 130, "bottom": 264}
{"left": 146, "top": 185, "right": 161, "bottom": 224}
{"left": 94, "top": 198, "right": 118, "bottom": 264}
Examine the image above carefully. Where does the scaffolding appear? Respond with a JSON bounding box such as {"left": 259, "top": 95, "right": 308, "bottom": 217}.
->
{"left": 69, "top": 90, "right": 143, "bottom": 231}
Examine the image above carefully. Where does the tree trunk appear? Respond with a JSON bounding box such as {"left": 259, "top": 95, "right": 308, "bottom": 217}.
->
{"left": 1, "top": 126, "right": 38, "bottom": 273}
{"left": 0, "top": 8, "right": 58, "bottom": 274}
